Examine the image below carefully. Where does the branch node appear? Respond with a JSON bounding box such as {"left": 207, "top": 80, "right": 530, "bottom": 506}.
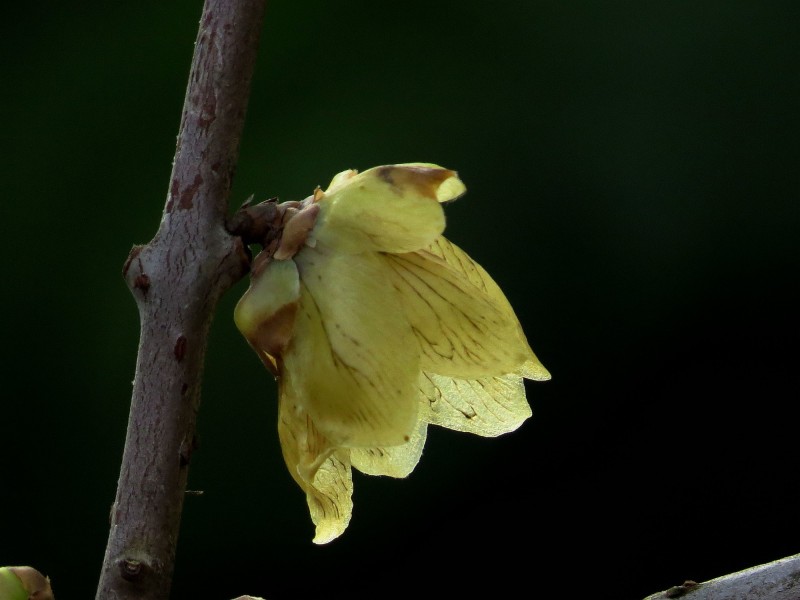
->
{"left": 97, "top": 0, "right": 268, "bottom": 597}
{"left": 227, "top": 198, "right": 281, "bottom": 247}
{"left": 122, "top": 245, "right": 145, "bottom": 278}
{"left": 664, "top": 580, "right": 699, "bottom": 598}
{"left": 174, "top": 335, "right": 188, "bottom": 361}
{"left": 134, "top": 273, "right": 151, "bottom": 297}
{"left": 179, "top": 434, "right": 200, "bottom": 467}
{"left": 118, "top": 558, "right": 145, "bottom": 583}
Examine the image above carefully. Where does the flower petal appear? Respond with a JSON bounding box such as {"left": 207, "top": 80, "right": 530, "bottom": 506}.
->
{"left": 419, "top": 372, "right": 532, "bottom": 437}
{"left": 234, "top": 258, "right": 301, "bottom": 374}
{"left": 277, "top": 375, "right": 353, "bottom": 544}
{"left": 391, "top": 162, "right": 466, "bottom": 202}
{"left": 423, "top": 236, "right": 551, "bottom": 381}
{"left": 287, "top": 245, "right": 420, "bottom": 447}
{"left": 384, "top": 246, "right": 535, "bottom": 379}
{"left": 313, "top": 164, "right": 460, "bottom": 254}
{"left": 350, "top": 415, "right": 428, "bottom": 478}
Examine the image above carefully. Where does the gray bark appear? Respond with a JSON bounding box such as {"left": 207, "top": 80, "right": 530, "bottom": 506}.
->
{"left": 643, "top": 553, "right": 800, "bottom": 600}
{"left": 96, "top": 1, "right": 267, "bottom": 598}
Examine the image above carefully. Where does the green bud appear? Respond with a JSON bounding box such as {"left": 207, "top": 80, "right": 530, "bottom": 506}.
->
{"left": 0, "top": 566, "right": 55, "bottom": 600}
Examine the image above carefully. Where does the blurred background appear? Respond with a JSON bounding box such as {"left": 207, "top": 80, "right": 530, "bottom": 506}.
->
{"left": 2, "top": 1, "right": 798, "bottom": 598}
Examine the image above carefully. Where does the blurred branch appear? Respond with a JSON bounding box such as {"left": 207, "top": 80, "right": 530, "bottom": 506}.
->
{"left": 96, "top": 1, "right": 266, "bottom": 599}
{"left": 643, "top": 552, "right": 800, "bottom": 600}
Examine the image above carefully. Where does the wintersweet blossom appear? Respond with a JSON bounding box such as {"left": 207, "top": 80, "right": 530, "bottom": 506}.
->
{"left": 234, "top": 164, "right": 550, "bottom": 543}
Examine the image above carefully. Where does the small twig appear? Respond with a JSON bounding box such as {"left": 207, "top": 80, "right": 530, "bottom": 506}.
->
{"left": 95, "top": 1, "right": 267, "bottom": 599}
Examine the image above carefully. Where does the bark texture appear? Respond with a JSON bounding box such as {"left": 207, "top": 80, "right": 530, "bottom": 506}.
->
{"left": 96, "top": 1, "right": 267, "bottom": 598}
{"left": 643, "top": 553, "right": 800, "bottom": 600}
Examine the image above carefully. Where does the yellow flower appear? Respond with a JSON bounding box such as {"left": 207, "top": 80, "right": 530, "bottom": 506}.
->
{"left": 235, "top": 164, "right": 550, "bottom": 543}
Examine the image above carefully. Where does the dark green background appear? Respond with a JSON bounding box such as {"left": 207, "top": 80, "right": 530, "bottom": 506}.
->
{"left": 2, "top": 1, "right": 798, "bottom": 598}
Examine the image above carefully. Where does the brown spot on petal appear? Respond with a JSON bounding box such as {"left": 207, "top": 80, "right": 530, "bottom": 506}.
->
{"left": 378, "top": 165, "right": 456, "bottom": 200}
{"left": 245, "top": 301, "right": 299, "bottom": 376}
{"left": 377, "top": 166, "right": 395, "bottom": 185}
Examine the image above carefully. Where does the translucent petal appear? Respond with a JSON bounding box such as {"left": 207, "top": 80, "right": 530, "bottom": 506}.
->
{"left": 277, "top": 376, "right": 353, "bottom": 544}
{"left": 350, "top": 414, "right": 429, "bottom": 478}
{"left": 287, "top": 245, "right": 420, "bottom": 447}
{"left": 520, "top": 358, "right": 551, "bottom": 381}
{"left": 384, "top": 249, "right": 533, "bottom": 378}
{"left": 419, "top": 371, "right": 532, "bottom": 437}
{"left": 313, "top": 164, "right": 460, "bottom": 254}
{"left": 306, "top": 453, "right": 353, "bottom": 544}
{"left": 422, "top": 236, "right": 550, "bottom": 381}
